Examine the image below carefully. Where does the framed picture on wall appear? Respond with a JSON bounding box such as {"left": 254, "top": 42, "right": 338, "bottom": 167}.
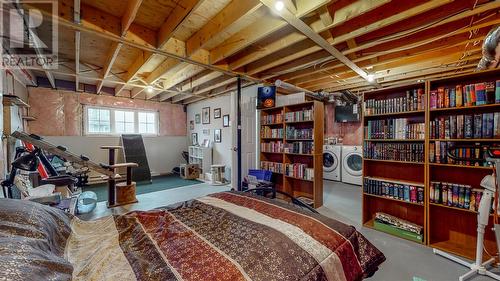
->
{"left": 214, "top": 129, "right": 221, "bottom": 143}
{"left": 214, "top": 108, "right": 221, "bottom": 119}
{"left": 195, "top": 114, "right": 201, "bottom": 124}
{"left": 191, "top": 133, "right": 198, "bottom": 146}
{"left": 223, "top": 114, "right": 230, "bottom": 127}
{"left": 189, "top": 120, "right": 194, "bottom": 130}
{"left": 202, "top": 107, "right": 210, "bottom": 124}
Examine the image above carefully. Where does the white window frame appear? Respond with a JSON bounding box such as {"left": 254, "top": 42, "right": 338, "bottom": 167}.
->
{"left": 84, "top": 105, "right": 159, "bottom": 136}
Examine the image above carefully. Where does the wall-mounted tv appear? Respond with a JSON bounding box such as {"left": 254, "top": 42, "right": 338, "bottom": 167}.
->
{"left": 335, "top": 104, "right": 360, "bottom": 122}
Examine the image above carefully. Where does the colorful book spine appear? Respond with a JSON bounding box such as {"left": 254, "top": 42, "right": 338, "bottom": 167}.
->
{"left": 430, "top": 90, "right": 437, "bottom": 109}
{"left": 496, "top": 80, "right": 500, "bottom": 103}
{"left": 456, "top": 85, "right": 463, "bottom": 107}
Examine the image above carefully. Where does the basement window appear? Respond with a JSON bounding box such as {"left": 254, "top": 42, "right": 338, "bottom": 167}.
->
{"left": 84, "top": 106, "right": 158, "bottom": 135}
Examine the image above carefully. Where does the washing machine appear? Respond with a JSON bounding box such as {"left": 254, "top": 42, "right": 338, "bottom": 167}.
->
{"left": 341, "top": 146, "right": 363, "bottom": 185}
{"left": 323, "top": 145, "right": 341, "bottom": 181}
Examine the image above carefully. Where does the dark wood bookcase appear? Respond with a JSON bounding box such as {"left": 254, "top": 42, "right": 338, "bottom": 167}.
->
{"left": 259, "top": 101, "right": 324, "bottom": 208}
{"left": 362, "top": 82, "right": 427, "bottom": 244}
{"left": 426, "top": 69, "right": 500, "bottom": 260}
{"left": 362, "top": 68, "right": 500, "bottom": 259}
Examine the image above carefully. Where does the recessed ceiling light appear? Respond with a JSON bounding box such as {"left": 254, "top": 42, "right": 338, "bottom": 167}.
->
{"left": 367, "top": 74, "right": 375, "bottom": 83}
{"left": 146, "top": 85, "right": 153, "bottom": 93}
{"left": 275, "top": 1, "right": 284, "bottom": 11}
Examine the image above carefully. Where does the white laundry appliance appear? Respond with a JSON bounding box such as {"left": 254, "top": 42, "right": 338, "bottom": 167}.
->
{"left": 323, "top": 145, "right": 341, "bottom": 181}
{"left": 341, "top": 146, "right": 363, "bottom": 185}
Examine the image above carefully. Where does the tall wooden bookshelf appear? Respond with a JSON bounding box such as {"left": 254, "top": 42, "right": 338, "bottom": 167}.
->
{"left": 362, "top": 68, "right": 500, "bottom": 260}
{"left": 427, "top": 69, "right": 500, "bottom": 260}
{"left": 259, "top": 101, "right": 324, "bottom": 208}
{"left": 362, "top": 83, "right": 427, "bottom": 244}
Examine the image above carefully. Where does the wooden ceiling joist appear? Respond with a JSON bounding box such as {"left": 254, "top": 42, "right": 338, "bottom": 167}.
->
{"left": 27, "top": 0, "right": 499, "bottom": 103}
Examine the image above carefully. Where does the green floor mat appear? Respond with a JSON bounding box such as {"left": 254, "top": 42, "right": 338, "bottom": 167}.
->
{"left": 83, "top": 175, "right": 202, "bottom": 202}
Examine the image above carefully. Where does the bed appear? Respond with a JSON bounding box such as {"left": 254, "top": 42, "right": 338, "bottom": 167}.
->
{"left": 0, "top": 191, "right": 385, "bottom": 281}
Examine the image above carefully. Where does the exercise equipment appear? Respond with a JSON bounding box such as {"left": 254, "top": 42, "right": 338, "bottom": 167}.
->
{"left": 10, "top": 131, "right": 138, "bottom": 208}
{"left": 433, "top": 144, "right": 500, "bottom": 281}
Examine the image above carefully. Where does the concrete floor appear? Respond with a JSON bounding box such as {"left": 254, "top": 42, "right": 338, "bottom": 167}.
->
{"left": 321, "top": 180, "right": 497, "bottom": 281}
{"left": 81, "top": 180, "right": 499, "bottom": 281}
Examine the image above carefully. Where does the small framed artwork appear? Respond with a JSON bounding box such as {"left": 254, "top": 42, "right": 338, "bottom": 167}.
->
{"left": 214, "top": 129, "right": 221, "bottom": 143}
{"left": 223, "top": 114, "right": 230, "bottom": 127}
{"left": 191, "top": 133, "right": 198, "bottom": 146}
{"left": 195, "top": 114, "right": 201, "bottom": 124}
{"left": 214, "top": 108, "right": 221, "bottom": 119}
{"left": 203, "top": 129, "right": 210, "bottom": 135}
{"left": 202, "top": 107, "right": 210, "bottom": 124}
{"left": 189, "top": 120, "right": 194, "bottom": 130}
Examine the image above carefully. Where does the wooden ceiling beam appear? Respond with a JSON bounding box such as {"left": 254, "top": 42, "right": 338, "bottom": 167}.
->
{"left": 209, "top": 0, "right": 331, "bottom": 64}
{"left": 146, "top": 0, "right": 263, "bottom": 99}
{"left": 97, "top": 0, "right": 143, "bottom": 94}
{"left": 186, "top": 0, "right": 263, "bottom": 57}
{"left": 311, "top": 51, "right": 482, "bottom": 92}
{"left": 289, "top": 27, "right": 490, "bottom": 86}
{"left": 121, "top": 0, "right": 143, "bottom": 36}
{"left": 158, "top": 0, "right": 202, "bottom": 49}
{"left": 229, "top": 0, "right": 388, "bottom": 70}
{"left": 245, "top": 0, "right": 451, "bottom": 77}
{"left": 270, "top": 15, "right": 497, "bottom": 82}
{"left": 74, "top": 0, "right": 81, "bottom": 91}
{"left": 260, "top": 0, "right": 376, "bottom": 85}
{"left": 169, "top": 77, "right": 237, "bottom": 103}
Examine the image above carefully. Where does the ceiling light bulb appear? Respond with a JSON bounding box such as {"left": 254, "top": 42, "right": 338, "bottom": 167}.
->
{"left": 146, "top": 85, "right": 153, "bottom": 93}
{"left": 275, "top": 1, "right": 284, "bottom": 11}
{"left": 367, "top": 74, "right": 375, "bottom": 83}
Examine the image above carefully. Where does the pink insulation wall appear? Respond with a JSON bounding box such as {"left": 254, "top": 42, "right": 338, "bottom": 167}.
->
{"left": 28, "top": 87, "right": 186, "bottom": 136}
{"left": 324, "top": 103, "right": 363, "bottom": 145}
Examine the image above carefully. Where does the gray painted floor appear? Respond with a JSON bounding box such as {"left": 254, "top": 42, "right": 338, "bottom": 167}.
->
{"left": 80, "top": 180, "right": 499, "bottom": 281}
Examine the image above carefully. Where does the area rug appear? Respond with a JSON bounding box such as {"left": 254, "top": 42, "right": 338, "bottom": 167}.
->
{"left": 83, "top": 174, "right": 202, "bottom": 202}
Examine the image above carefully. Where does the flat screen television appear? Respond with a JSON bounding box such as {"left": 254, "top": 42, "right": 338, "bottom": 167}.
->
{"left": 335, "top": 104, "right": 360, "bottom": 122}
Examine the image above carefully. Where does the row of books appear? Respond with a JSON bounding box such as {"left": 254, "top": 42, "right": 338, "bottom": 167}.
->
{"left": 429, "top": 141, "right": 492, "bottom": 167}
{"left": 260, "top": 161, "right": 283, "bottom": 174}
{"left": 430, "top": 81, "right": 500, "bottom": 109}
{"left": 262, "top": 113, "right": 283, "bottom": 124}
{"left": 363, "top": 177, "right": 424, "bottom": 204}
{"left": 286, "top": 127, "right": 313, "bottom": 140}
{"left": 260, "top": 127, "right": 283, "bottom": 138}
{"left": 285, "top": 108, "right": 313, "bottom": 122}
{"left": 363, "top": 142, "right": 424, "bottom": 163}
{"left": 285, "top": 163, "right": 314, "bottom": 180}
{"left": 261, "top": 141, "right": 283, "bottom": 153}
{"left": 430, "top": 113, "right": 500, "bottom": 139}
{"left": 284, "top": 142, "right": 314, "bottom": 154}
{"left": 364, "top": 88, "right": 425, "bottom": 115}
{"left": 365, "top": 119, "right": 425, "bottom": 140}
{"left": 430, "top": 181, "right": 482, "bottom": 211}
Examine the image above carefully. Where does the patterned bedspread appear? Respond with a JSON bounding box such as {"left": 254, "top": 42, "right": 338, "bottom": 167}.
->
{"left": 0, "top": 191, "right": 385, "bottom": 281}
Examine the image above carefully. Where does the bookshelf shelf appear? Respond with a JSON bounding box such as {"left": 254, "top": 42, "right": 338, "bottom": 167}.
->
{"left": 285, "top": 120, "right": 314, "bottom": 124}
{"left": 364, "top": 110, "right": 425, "bottom": 118}
{"left": 429, "top": 103, "right": 500, "bottom": 112}
{"left": 364, "top": 159, "right": 424, "bottom": 165}
{"left": 429, "top": 163, "right": 493, "bottom": 170}
{"left": 259, "top": 101, "right": 324, "bottom": 208}
{"left": 364, "top": 193, "right": 425, "bottom": 207}
{"left": 365, "top": 176, "right": 425, "bottom": 187}
{"left": 363, "top": 139, "right": 424, "bottom": 142}
{"left": 285, "top": 175, "right": 314, "bottom": 182}
{"left": 285, "top": 153, "right": 314, "bottom": 156}
{"left": 430, "top": 138, "right": 499, "bottom": 142}
{"left": 429, "top": 202, "right": 478, "bottom": 214}
{"left": 286, "top": 139, "right": 314, "bottom": 141}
